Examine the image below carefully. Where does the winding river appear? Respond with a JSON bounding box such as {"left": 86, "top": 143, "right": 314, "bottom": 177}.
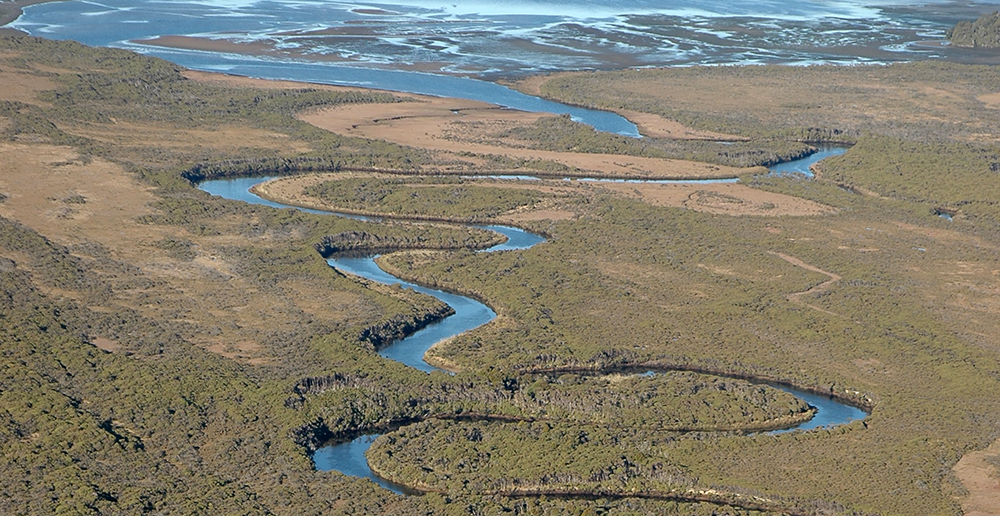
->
{"left": 769, "top": 146, "right": 848, "bottom": 177}
{"left": 200, "top": 154, "right": 867, "bottom": 495}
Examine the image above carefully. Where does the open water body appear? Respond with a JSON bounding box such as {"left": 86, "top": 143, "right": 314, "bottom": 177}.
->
{"left": 199, "top": 159, "right": 866, "bottom": 494}
{"left": 769, "top": 146, "right": 848, "bottom": 177}
{"left": 14, "top": 0, "right": 1000, "bottom": 79}
{"left": 12, "top": 0, "right": 1000, "bottom": 137}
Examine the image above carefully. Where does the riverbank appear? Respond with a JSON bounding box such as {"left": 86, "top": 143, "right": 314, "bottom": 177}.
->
{"left": 296, "top": 99, "right": 749, "bottom": 179}
{"left": 220, "top": 174, "right": 873, "bottom": 513}
{"left": 366, "top": 453, "right": 819, "bottom": 516}
{"left": 250, "top": 170, "right": 837, "bottom": 220}
{"left": 0, "top": 0, "right": 61, "bottom": 31}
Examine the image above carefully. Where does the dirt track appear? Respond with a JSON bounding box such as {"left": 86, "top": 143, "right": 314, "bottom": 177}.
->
{"left": 770, "top": 252, "right": 842, "bottom": 316}
{"left": 954, "top": 438, "right": 1000, "bottom": 516}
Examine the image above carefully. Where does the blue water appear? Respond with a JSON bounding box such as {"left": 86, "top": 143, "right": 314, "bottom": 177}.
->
{"left": 13, "top": 0, "right": 1000, "bottom": 138}
{"left": 769, "top": 146, "right": 848, "bottom": 178}
{"left": 200, "top": 176, "right": 331, "bottom": 215}
{"left": 15, "top": 0, "right": 1000, "bottom": 79}
{"left": 311, "top": 433, "right": 411, "bottom": 494}
{"left": 330, "top": 254, "right": 497, "bottom": 372}
{"left": 10, "top": 0, "right": 639, "bottom": 136}
{"left": 199, "top": 177, "right": 541, "bottom": 372}
{"left": 770, "top": 385, "right": 867, "bottom": 433}
{"left": 200, "top": 168, "right": 868, "bottom": 492}
{"left": 313, "top": 434, "right": 406, "bottom": 494}
{"left": 12, "top": 0, "right": 893, "bottom": 496}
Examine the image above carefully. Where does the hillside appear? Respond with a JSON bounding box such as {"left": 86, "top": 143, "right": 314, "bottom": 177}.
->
{"left": 2, "top": 32, "right": 1000, "bottom": 515}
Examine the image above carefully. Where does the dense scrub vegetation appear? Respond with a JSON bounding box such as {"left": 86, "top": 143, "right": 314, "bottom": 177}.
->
{"left": 948, "top": 12, "right": 1000, "bottom": 48}
{"left": 520, "top": 62, "right": 1000, "bottom": 143}
{"left": 0, "top": 34, "right": 829, "bottom": 515}
{"left": 314, "top": 229, "right": 506, "bottom": 257}
{"left": 467, "top": 114, "right": 817, "bottom": 168}
{"left": 304, "top": 176, "right": 548, "bottom": 221}
{"left": 3, "top": 32, "right": 1000, "bottom": 516}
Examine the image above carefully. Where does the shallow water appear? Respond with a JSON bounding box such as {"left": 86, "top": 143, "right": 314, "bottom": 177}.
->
{"left": 199, "top": 177, "right": 542, "bottom": 372}
{"left": 769, "top": 385, "right": 867, "bottom": 433}
{"left": 15, "top": 0, "right": 1000, "bottom": 80}
{"left": 13, "top": 0, "right": 1000, "bottom": 138}
{"left": 769, "top": 146, "right": 848, "bottom": 178}
{"left": 311, "top": 433, "right": 411, "bottom": 494}
{"left": 199, "top": 161, "right": 867, "bottom": 492}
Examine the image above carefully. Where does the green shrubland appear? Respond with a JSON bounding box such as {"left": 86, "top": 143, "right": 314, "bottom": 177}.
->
{"left": 2, "top": 32, "right": 1000, "bottom": 516}
{"left": 948, "top": 12, "right": 1000, "bottom": 48}
{"left": 303, "top": 176, "right": 549, "bottom": 221}
{"left": 482, "top": 114, "right": 817, "bottom": 168}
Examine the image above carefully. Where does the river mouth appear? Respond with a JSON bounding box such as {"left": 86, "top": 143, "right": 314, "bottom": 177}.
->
{"left": 16, "top": 0, "right": 1000, "bottom": 81}
{"left": 198, "top": 148, "right": 868, "bottom": 495}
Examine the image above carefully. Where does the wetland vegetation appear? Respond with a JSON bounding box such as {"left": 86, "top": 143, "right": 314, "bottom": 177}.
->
{"left": 1, "top": 32, "right": 1000, "bottom": 516}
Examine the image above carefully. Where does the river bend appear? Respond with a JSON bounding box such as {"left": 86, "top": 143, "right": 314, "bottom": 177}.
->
{"left": 200, "top": 162, "right": 866, "bottom": 494}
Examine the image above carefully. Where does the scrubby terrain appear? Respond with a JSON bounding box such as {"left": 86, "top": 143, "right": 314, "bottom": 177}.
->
{"left": 1, "top": 32, "right": 1000, "bottom": 515}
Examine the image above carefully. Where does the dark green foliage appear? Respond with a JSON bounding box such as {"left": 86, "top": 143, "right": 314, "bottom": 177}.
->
{"left": 153, "top": 237, "right": 196, "bottom": 261}
{"left": 948, "top": 12, "right": 1000, "bottom": 48}
{"left": 314, "top": 229, "right": 504, "bottom": 257}
{"left": 304, "top": 176, "right": 547, "bottom": 221}
{"left": 0, "top": 214, "right": 444, "bottom": 515}
{"left": 817, "top": 135, "right": 1000, "bottom": 227}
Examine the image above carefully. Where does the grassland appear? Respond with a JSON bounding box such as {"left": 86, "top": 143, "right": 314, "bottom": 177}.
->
{"left": 1, "top": 30, "right": 1000, "bottom": 516}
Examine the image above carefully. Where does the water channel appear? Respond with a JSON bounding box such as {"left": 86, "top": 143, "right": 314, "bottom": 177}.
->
{"left": 200, "top": 152, "right": 867, "bottom": 495}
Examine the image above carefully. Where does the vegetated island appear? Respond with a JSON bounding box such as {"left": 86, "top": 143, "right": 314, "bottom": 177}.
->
{"left": 2, "top": 29, "right": 1000, "bottom": 516}
{"left": 948, "top": 11, "right": 1000, "bottom": 49}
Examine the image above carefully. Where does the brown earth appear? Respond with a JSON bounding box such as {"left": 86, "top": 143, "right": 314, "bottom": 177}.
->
{"left": 298, "top": 99, "right": 749, "bottom": 180}
{"left": 977, "top": 92, "right": 1000, "bottom": 109}
{"left": 255, "top": 171, "right": 834, "bottom": 220}
{"left": 62, "top": 119, "right": 313, "bottom": 159}
{"left": 0, "top": 141, "right": 360, "bottom": 365}
{"left": 595, "top": 182, "right": 835, "bottom": 217}
{"left": 615, "top": 109, "right": 748, "bottom": 141}
{"left": 0, "top": 66, "right": 57, "bottom": 104}
{"left": 188, "top": 61, "right": 832, "bottom": 220}
{"left": 507, "top": 74, "right": 549, "bottom": 98}
{"left": 89, "top": 337, "right": 121, "bottom": 353}
{"left": 954, "top": 438, "right": 1000, "bottom": 516}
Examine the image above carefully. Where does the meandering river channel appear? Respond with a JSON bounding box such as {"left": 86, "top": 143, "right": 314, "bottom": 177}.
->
{"left": 200, "top": 150, "right": 866, "bottom": 495}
